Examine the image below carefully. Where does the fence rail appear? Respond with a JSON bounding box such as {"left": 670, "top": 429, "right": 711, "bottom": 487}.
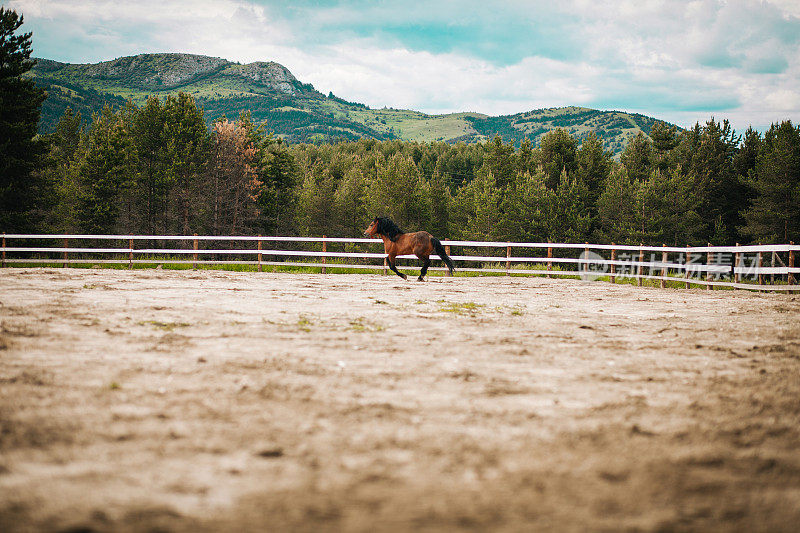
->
{"left": 2, "top": 234, "right": 798, "bottom": 292}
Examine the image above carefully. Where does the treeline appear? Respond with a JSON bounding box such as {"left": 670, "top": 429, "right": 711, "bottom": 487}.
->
{"left": 28, "top": 93, "right": 800, "bottom": 245}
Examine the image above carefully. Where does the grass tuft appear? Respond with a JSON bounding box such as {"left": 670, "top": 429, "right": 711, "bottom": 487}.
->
{"left": 139, "top": 320, "right": 191, "bottom": 331}
{"left": 349, "top": 317, "right": 385, "bottom": 332}
{"left": 296, "top": 316, "right": 313, "bottom": 332}
{"left": 438, "top": 301, "right": 484, "bottom": 314}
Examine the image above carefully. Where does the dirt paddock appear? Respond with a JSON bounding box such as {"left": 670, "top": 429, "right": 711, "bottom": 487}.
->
{"left": 1, "top": 268, "right": 800, "bottom": 532}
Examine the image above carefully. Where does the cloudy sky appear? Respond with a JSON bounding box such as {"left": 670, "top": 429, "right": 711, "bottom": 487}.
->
{"left": 10, "top": 0, "right": 800, "bottom": 132}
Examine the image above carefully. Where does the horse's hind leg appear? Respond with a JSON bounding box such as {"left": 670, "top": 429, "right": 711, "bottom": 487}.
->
{"left": 418, "top": 257, "right": 431, "bottom": 281}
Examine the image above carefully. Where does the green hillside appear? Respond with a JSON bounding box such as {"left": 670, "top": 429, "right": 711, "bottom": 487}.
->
{"left": 30, "top": 53, "right": 676, "bottom": 154}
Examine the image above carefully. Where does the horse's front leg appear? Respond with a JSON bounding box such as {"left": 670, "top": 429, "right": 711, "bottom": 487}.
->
{"left": 386, "top": 254, "right": 407, "bottom": 280}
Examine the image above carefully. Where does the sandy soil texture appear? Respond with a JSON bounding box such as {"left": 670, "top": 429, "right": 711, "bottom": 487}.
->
{"left": 1, "top": 268, "right": 799, "bottom": 532}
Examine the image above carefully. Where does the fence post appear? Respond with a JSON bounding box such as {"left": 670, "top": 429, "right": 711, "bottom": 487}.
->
{"left": 322, "top": 236, "right": 327, "bottom": 274}
{"left": 706, "top": 243, "right": 712, "bottom": 290}
{"left": 193, "top": 234, "right": 198, "bottom": 270}
{"left": 445, "top": 245, "right": 452, "bottom": 277}
{"left": 506, "top": 242, "right": 511, "bottom": 276}
{"left": 610, "top": 243, "right": 616, "bottom": 283}
{"left": 383, "top": 258, "right": 387, "bottom": 276}
{"left": 257, "top": 235, "right": 262, "bottom": 272}
{"left": 771, "top": 250, "right": 776, "bottom": 285}
{"left": 758, "top": 244, "right": 763, "bottom": 287}
{"left": 790, "top": 242, "right": 795, "bottom": 285}
{"left": 734, "top": 243, "right": 740, "bottom": 284}
{"left": 584, "top": 242, "right": 589, "bottom": 279}
{"left": 685, "top": 246, "right": 691, "bottom": 289}
{"left": 660, "top": 244, "right": 667, "bottom": 289}
{"left": 1, "top": 233, "right": 5, "bottom": 268}
{"left": 547, "top": 241, "right": 552, "bottom": 278}
{"left": 128, "top": 238, "right": 134, "bottom": 269}
{"left": 637, "top": 245, "right": 643, "bottom": 286}
{"left": 63, "top": 237, "right": 68, "bottom": 268}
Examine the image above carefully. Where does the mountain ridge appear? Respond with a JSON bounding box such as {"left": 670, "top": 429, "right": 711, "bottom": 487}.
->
{"left": 30, "top": 52, "right": 678, "bottom": 154}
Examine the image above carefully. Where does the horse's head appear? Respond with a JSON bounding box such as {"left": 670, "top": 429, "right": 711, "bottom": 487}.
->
{"left": 364, "top": 217, "right": 380, "bottom": 237}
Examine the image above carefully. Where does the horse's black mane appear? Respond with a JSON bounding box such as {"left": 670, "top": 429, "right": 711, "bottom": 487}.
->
{"left": 376, "top": 217, "right": 404, "bottom": 242}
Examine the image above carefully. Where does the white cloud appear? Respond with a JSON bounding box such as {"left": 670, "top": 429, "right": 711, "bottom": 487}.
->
{"left": 284, "top": 45, "right": 602, "bottom": 116}
{"left": 764, "top": 0, "right": 800, "bottom": 17}
{"left": 763, "top": 89, "right": 800, "bottom": 112}
{"left": 11, "top": 0, "right": 249, "bottom": 22}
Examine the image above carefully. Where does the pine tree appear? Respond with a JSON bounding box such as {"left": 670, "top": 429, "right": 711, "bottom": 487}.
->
{"left": 596, "top": 166, "right": 639, "bottom": 244}
{"left": 482, "top": 135, "right": 516, "bottom": 189}
{"left": 649, "top": 122, "right": 679, "bottom": 152}
{"left": 52, "top": 107, "right": 82, "bottom": 156}
{"left": 733, "top": 126, "right": 761, "bottom": 180}
{"left": 742, "top": 121, "right": 800, "bottom": 243}
{"left": 334, "top": 166, "right": 368, "bottom": 237}
{"left": 539, "top": 129, "right": 578, "bottom": 189}
{"left": 575, "top": 132, "right": 612, "bottom": 210}
{"left": 649, "top": 122, "right": 678, "bottom": 174}
{"left": 426, "top": 171, "right": 451, "bottom": 238}
{"left": 129, "top": 97, "right": 170, "bottom": 234}
{"left": 638, "top": 168, "right": 702, "bottom": 245}
{"left": 0, "top": 8, "right": 47, "bottom": 231}
{"left": 672, "top": 123, "right": 701, "bottom": 172}
{"left": 163, "top": 93, "right": 209, "bottom": 234}
{"left": 688, "top": 118, "right": 742, "bottom": 243}
{"left": 516, "top": 138, "right": 537, "bottom": 176}
{"left": 42, "top": 107, "right": 83, "bottom": 232}
{"left": 732, "top": 127, "right": 761, "bottom": 230}
{"left": 295, "top": 165, "right": 338, "bottom": 236}
{"left": 74, "top": 106, "right": 128, "bottom": 233}
{"left": 620, "top": 132, "right": 652, "bottom": 182}
{"left": 453, "top": 167, "right": 501, "bottom": 240}
{"left": 499, "top": 170, "right": 552, "bottom": 242}
{"left": 549, "top": 171, "right": 592, "bottom": 243}
{"left": 256, "top": 137, "right": 298, "bottom": 235}
{"left": 364, "top": 153, "right": 430, "bottom": 230}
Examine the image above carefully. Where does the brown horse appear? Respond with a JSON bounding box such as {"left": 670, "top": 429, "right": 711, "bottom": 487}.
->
{"left": 364, "top": 217, "right": 455, "bottom": 281}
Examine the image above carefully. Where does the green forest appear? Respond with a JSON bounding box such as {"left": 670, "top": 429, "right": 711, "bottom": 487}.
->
{"left": 2, "top": 9, "right": 799, "bottom": 246}
{"left": 16, "top": 98, "right": 800, "bottom": 246}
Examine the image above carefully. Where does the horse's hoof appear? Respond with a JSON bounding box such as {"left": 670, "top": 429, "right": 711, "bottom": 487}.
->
{"left": 417, "top": 276, "right": 425, "bottom": 282}
{"left": 401, "top": 274, "right": 408, "bottom": 280}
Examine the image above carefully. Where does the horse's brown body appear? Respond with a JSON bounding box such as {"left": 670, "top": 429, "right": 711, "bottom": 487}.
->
{"left": 364, "top": 217, "right": 454, "bottom": 281}
{"left": 379, "top": 231, "right": 435, "bottom": 281}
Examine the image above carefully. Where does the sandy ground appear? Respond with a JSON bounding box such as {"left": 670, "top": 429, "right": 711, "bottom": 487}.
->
{"left": 1, "top": 268, "right": 799, "bottom": 532}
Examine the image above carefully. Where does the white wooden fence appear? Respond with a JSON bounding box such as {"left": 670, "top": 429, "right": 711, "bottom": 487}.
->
{"left": 2, "top": 234, "right": 798, "bottom": 292}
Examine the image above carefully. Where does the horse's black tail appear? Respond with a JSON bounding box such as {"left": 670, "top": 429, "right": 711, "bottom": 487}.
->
{"left": 432, "top": 238, "right": 455, "bottom": 274}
